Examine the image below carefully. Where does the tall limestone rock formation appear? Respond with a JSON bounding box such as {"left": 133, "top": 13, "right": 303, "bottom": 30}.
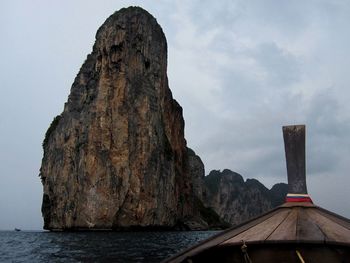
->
{"left": 40, "top": 7, "right": 206, "bottom": 230}
{"left": 203, "top": 169, "right": 287, "bottom": 226}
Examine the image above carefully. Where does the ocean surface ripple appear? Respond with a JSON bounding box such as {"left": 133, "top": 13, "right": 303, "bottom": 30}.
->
{"left": 0, "top": 230, "right": 218, "bottom": 262}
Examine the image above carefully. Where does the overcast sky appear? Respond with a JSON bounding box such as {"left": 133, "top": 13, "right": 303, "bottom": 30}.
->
{"left": 1, "top": 0, "right": 350, "bottom": 230}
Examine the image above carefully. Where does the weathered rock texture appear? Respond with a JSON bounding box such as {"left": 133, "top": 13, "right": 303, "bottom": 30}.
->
{"left": 40, "top": 7, "right": 208, "bottom": 230}
{"left": 203, "top": 169, "right": 287, "bottom": 226}
{"left": 187, "top": 148, "right": 205, "bottom": 201}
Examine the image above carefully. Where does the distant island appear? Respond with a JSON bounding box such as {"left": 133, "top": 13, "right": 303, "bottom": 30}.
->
{"left": 39, "top": 6, "right": 286, "bottom": 231}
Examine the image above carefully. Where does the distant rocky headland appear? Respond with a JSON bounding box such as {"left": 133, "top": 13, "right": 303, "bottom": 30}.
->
{"left": 203, "top": 169, "right": 287, "bottom": 225}
{"left": 39, "top": 6, "right": 287, "bottom": 231}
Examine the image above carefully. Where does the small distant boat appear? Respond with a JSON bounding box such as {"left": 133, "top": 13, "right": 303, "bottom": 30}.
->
{"left": 14, "top": 228, "right": 21, "bottom": 232}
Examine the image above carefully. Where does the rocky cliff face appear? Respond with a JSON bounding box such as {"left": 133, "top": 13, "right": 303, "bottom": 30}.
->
{"left": 40, "top": 6, "right": 287, "bottom": 231}
{"left": 187, "top": 148, "right": 205, "bottom": 201}
{"left": 203, "top": 169, "right": 287, "bottom": 225}
{"left": 40, "top": 7, "right": 205, "bottom": 230}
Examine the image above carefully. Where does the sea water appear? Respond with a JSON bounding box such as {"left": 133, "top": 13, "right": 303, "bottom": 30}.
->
{"left": 0, "top": 230, "right": 219, "bottom": 262}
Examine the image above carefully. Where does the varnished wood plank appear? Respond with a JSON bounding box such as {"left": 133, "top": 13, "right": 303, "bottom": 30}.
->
{"left": 306, "top": 208, "right": 350, "bottom": 243}
{"left": 222, "top": 209, "right": 291, "bottom": 244}
{"left": 163, "top": 207, "right": 287, "bottom": 263}
{"left": 267, "top": 207, "right": 297, "bottom": 241}
{"left": 316, "top": 207, "right": 350, "bottom": 230}
{"left": 297, "top": 207, "right": 326, "bottom": 241}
